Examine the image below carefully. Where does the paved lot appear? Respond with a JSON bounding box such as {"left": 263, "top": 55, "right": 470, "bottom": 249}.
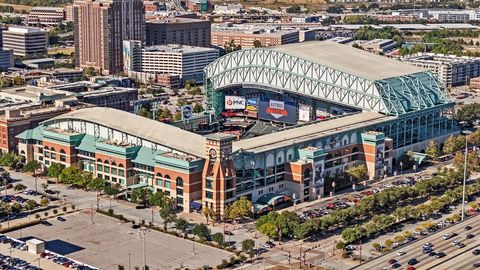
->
{"left": 6, "top": 211, "right": 232, "bottom": 270}
{"left": 355, "top": 216, "right": 480, "bottom": 270}
{"left": 0, "top": 242, "right": 65, "bottom": 270}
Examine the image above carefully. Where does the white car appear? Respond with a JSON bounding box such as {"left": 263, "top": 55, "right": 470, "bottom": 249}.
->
{"left": 397, "top": 251, "right": 406, "bottom": 256}
{"left": 452, "top": 240, "right": 460, "bottom": 246}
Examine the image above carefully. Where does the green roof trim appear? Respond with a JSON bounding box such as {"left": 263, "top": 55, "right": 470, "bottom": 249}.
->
{"left": 16, "top": 125, "right": 46, "bottom": 141}
{"left": 76, "top": 134, "right": 96, "bottom": 153}
{"left": 131, "top": 146, "right": 165, "bottom": 167}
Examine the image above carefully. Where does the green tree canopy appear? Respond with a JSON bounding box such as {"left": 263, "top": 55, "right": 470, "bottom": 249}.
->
{"left": 192, "top": 223, "right": 211, "bottom": 240}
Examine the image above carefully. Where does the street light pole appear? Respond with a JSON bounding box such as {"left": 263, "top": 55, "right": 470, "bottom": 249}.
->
{"left": 461, "top": 130, "right": 471, "bottom": 221}
{"left": 139, "top": 227, "right": 150, "bottom": 270}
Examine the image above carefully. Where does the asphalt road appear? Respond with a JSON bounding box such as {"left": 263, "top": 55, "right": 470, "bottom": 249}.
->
{"left": 355, "top": 216, "right": 480, "bottom": 270}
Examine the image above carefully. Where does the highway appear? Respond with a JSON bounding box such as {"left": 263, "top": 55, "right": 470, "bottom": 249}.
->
{"left": 355, "top": 216, "right": 480, "bottom": 270}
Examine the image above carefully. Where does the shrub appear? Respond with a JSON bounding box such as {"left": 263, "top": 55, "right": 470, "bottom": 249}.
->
{"left": 62, "top": 206, "right": 67, "bottom": 212}
{"left": 44, "top": 212, "right": 48, "bottom": 217}
{"left": 107, "top": 209, "right": 114, "bottom": 216}
{"left": 34, "top": 214, "right": 40, "bottom": 219}
{"left": 71, "top": 205, "right": 76, "bottom": 210}
{"left": 118, "top": 266, "right": 124, "bottom": 270}
{"left": 53, "top": 209, "right": 58, "bottom": 214}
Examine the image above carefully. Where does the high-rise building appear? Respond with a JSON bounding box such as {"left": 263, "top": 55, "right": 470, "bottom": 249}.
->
{"left": 27, "top": 7, "right": 65, "bottom": 26}
{"left": 2, "top": 27, "right": 48, "bottom": 57}
{"left": 73, "top": 0, "right": 144, "bottom": 75}
{"left": 145, "top": 18, "right": 211, "bottom": 47}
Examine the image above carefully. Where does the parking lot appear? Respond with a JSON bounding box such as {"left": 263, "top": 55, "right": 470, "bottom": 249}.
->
{"left": 6, "top": 211, "right": 232, "bottom": 269}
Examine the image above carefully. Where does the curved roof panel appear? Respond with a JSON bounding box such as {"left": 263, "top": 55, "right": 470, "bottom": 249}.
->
{"left": 272, "top": 42, "right": 426, "bottom": 81}
{"left": 48, "top": 107, "right": 206, "bottom": 158}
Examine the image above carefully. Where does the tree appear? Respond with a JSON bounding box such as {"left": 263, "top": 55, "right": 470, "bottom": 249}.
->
{"left": 13, "top": 183, "right": 26, "bottom": 192}
{"left": 13, "top": 76, "right": 25, "bottom": 86}
{"left": 286, "top": 4, "right": 301, "bottom": 13}
{"left": 23, "top": 160, "right": 41, "bottom": 192}
{"left": 443, "top": 135, "right": 465, "bottom": 155}
{"left": 104, "top": 183, "right": 121, "bottom": 209}
{"left": 59, "top": 167, "right": 82, "bottom": 185}
{"left": 425, "top": 141, "right": 439, "bottom": 159}
{"left": 47, "top": 163, "right": 64, "bottom": 182}
{"left": 192, "top": 223, "right": 211, "bottom": 240}
{"left": 456, "top": 103, "right": 480, "bottom": 122}
{"left": 148, "top": 191, "right": 165, "bottom": 223}
{"left": 25, "top": 199, "right": 36, "bottom": 217}
{"left": 403, "top": 231, "right": 413, "bottom": 238}
{"left": 253, "top": 40, "right": 262, "bottom": 48}
{"left": 336, "top": 240, "right": 346, "bottom": 250}
{"left": 84, "top": 67, "right": 98, "bottom": 77}
{"left": 453, "top": 150, "right": 479, "bottom": 172}
{"left": 87, "top": 177, "right": 104, "bottom": 209}
{"left": 228, "top": 196, "right": 253, "bottom": 220}
{"left": 372, "top": 242, "right": 381, "bottom": 251}
{"left": 40, "top": 198, "right": 49, "bottom": 208}
{"left": 242, "top": 239, "right": 255, "bottom": 257}
{"left": 384, "top": 239, "right": 394, "bottom": 248}
{"left": 212, "top": 232, "right": 224, "bottom": 246}
{"left": 346, "top": 164, "right": 369, "bottom": 182}
{"left": 193, "top": 103, "right": 203, "bottom": 113}
{"left": 175, "top": 218, "right": 189, "bottom": 237}
{"left": 202, "top": 205, "right": 215, "bottom": 224}
{"left": 224, "top": 40, "right": 241, "bottom": 53}
{"left": 159, "top": 200, "right": 176, "bottom": 231}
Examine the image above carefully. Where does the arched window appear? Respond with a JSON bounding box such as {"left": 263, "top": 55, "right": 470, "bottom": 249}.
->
{"left": 164, "top": 175, "right": 171, "bottom": 180}
{"left": 176, "top": 177, "right": 183, "bottom": 187}
{"left": 97, "top": 158, "right": 102, "bottom": 163}
{"left": 119, "top": 164, "right": 124, "bottom": 168}
{"left": 20, "top": 150, "right": 25, "bottom": 155}
{"left": 44, "top": 146, "right": 49, "bottom": 150}
{"left": 303, "top": 169, "right": 310, "bottom": 179}
{"left": 156, "top": 173, "right": 162, "bottom": 178}
{"left": 111, "top": 161, "right": 117, "bottom": 166}
{"left": 60, "top": 149, "right": 66, "bottom": 154}
{"left": 352, "top": 147, "right": 359, "bottom": 153}
{"left": 104, "top": 160, "right": 110, "bottom": 165}
{"left": 50, "top": 147, "right": 56, "bottom": 152}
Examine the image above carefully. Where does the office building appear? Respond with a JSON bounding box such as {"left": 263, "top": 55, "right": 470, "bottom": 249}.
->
{"left": 0, "top": 50, "right": 13, "bottom": 71}
{"left": 187, "top": 0, "right": 208, "bottom": 12}
{"left": 402, "top": 53, "right": 480, "bottom": 87}
{"left": 65, "top": 5, "right": 75, "bottom": 22}
{"left": 3, "top": 27, "right": 48, "bottom": 57}
{"left": 27, "top": 7, "right": 65, "bottom": 26}
{"left": 73, "top": 0, "right": 144, "bottom": 75}
{"left": 145, "top": 18, "right": 211, "bottom": 47}
{"left": 18, "top": 42, "right": 456, "bottom": 215}
{"left": 75, "top": 87, "right": 137, "bottom": 112}
{"left": 124, "top": 41, "right": 218, "bottom": 83}
{"left": 211, "top": 24, "right": 299, "bottom": 48}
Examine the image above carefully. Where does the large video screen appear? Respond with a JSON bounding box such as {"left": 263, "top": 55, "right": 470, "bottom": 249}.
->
{"left": 258, "top": 97, "right": 297, "bottom": 124}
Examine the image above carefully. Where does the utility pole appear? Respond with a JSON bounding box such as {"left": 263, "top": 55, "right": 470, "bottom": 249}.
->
{"left": 359, "top": 240, "right": 362, "bottom": 264}
{"left": 90, "top": 204, "right": 94, "bottom": 224}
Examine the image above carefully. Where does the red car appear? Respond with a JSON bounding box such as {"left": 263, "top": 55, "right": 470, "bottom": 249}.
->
{"left": 326, "top": 203, "right": 336, "bottom": 209}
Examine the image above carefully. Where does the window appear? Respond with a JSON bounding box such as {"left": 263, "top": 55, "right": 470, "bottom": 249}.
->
{"left": 157, "top": 179, "right": 163, "bottom": 186}
{"left": 51, "top": 153, "right": 56, "bottom": 159}
{"left": 45, "top": 160, "right": 50, "bottom": 165}
{"left": 206, "top": 191, "right": 213, "bottom": 199}
{"left": 303, "top": 168, "right": 310, "bottom": 179}
{"left": 177, "top": 188, "right": 183, "bottom": 196}
{"left": 111, "top": 168, "right": 117, "bottom": 175}
{"left": 176, "top": 177, "right": 183, "bottom": 187}
{"left": 119, "top": 169, "right": 124, "bottom": 177}
{"left": 206, "top": 179, "right": 213, "bottom": 189}
{"left": 104, "top": 166, "right": 110, "bottom": 173}
{"left": 111, "top": 177, "right": 117, "bottom": 182}
{"left": 60, "top": 155, "right": 66, "bottom": 162}
{"left": 97, "top": 164, "right": 103, "bottom": 171}
{"left": 165, "top": 181, "right": 171, "bottom": 189}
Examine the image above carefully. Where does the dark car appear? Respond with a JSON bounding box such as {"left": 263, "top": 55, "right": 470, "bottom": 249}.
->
{"left": 41, "top": 220, "right": 52, "bottom": 226}
{"left": 473, "top": 249, "right": 480, "bottom": 255}
{"left": 467, "top": 234, "right": 475, "bottom": 239}
{"left": 474, "top": 262, "right": 480, "bottom": 268}
{"left": 428, "top": 251, "right": 437, "bottom": 256}
{"left": 408, "top": 258, "right": 418, "bottom": 265}
{"left": 45, "top": 190, "right": 55, "bottom": 195}
{"left": 456, "top": 242, "right": 466, "bottom": 248}
{"left": 436, "top": 252, "right": 446, "bottom": 258}
{"left": 391, "top": 262, "right": 401, "bottom": 269}
{"left": 56, "top": 216, "right": 66, "bottom": 222}
{"left": 224, "top": 231, "right": 233, "bottom": 236}
{"left": 465, "top": 226, "right": 473, "bottom": 230}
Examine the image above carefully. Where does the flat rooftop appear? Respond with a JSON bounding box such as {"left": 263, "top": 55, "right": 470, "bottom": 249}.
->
{"left": 233, "top": 112, "right": 395, "bottom": 154}
{"left": 146, "top": 17, "right": 206, "bottom": 24}
{"left": 271, "top": 42, "right": 426, "bottom": 81}
{"left": 7, "top": 26, "right": 45, "bottom": 34}
{"left": 142, "top": 44, "right": 218, "bottom": 53}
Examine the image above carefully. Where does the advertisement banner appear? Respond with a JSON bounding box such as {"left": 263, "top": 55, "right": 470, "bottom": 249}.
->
{"left": 181, "top": 105, "right": 193, "bottom": 120}
{"left": 316, "top": 108, "right": 328, "bottom": 121}
{"left": 225, "top": 96, "right": 246, "bottom": 110}
{"left": 375, "top": 143, "right": 385, "bottom": 170}
{"left": 246, "top": 97, "right": 258, "bottom": 111}
{"left": 258, "top": 97, "right": 297, "bottom": 124}
{"left": 123, "top": 41, "right": 132, "bottom": 72}
{"left": 298, "top": 104, "right": 311, "bottom": 122}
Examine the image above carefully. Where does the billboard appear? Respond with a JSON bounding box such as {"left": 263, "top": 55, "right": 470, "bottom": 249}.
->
{"left": 298, "top": 104, "right": 311, "bottom": 122}
{"left": 225, "top": 96, "right": 246, "bottom": 110}
{"left": 375, "top": 144, "right": 385, "bottom": 170}
{"left": 258, "top": 97, "right": 297, "bottom": 124}
{"left": 246, "top": 97, "right": 258, "bottom": 111}
{"left": 123, "top": 40, "right": 133, "bottom": 72}
{"left": 316, "top": 108, "right": 328, "bottom": 121}
{"left": 181, "top": 105, "right": 193, "bottom": 120}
